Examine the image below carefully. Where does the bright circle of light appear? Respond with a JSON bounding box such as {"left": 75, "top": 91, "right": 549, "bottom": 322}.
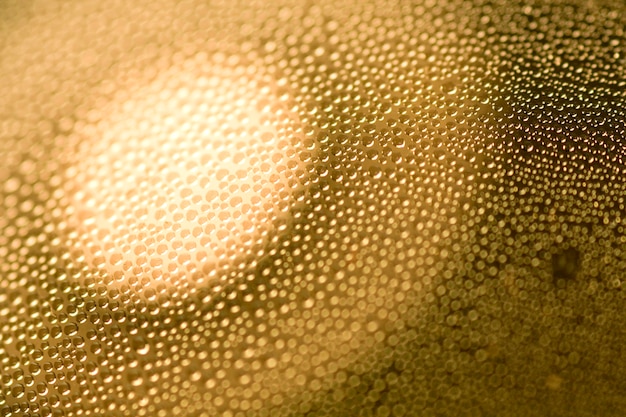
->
{"left": 64, "top": 56, "right": 309, "bottom": 290}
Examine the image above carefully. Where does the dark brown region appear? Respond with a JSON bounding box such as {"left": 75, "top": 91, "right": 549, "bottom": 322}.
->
{"left": 551, "top": 247, "right": 581, "bottom": 285}
{"left": 462, "top": 1, "right": 626, "bottom": 415}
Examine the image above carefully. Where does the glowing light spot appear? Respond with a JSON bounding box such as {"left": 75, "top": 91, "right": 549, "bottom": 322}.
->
{"left": 64, "top": 56, "right": 308, "bottom": 290}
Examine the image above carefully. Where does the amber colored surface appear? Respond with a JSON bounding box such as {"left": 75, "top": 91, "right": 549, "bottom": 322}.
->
{"left": 0, "top": 0, "right": 625, "bottom": 416}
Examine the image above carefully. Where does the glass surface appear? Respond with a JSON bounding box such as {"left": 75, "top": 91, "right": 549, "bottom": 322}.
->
{"left": 0, "top": 0, "right": 625, "bottom": 416}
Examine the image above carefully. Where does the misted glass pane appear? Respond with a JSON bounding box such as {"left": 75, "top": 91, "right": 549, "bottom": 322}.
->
{"left": 0, "top": 0, "right": 625, "bottom": 416}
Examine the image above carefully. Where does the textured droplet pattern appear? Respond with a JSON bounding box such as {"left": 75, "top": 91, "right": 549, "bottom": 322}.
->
{"left": 62, "top": 55, "right": 309, "bottom": 290}
{"left": 0, "top": 0, "right": 625, "bottom": 416}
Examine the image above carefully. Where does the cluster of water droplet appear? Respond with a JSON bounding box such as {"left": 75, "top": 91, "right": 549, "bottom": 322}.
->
{"left": 0, "top": 0, "right": 625, "bottom": 416}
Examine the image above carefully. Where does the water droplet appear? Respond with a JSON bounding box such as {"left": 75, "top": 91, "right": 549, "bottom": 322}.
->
{"left": 131, "top": 336, "right": 150, "bottom": 355}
